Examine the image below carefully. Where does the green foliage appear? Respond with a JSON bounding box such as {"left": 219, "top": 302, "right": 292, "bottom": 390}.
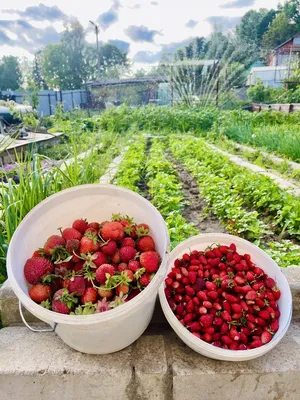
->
{"left": 262, "top": 11, "right": 299, "bottom": 50}
{"left": 0, "top": 56, "right": 22, "bottom": 90}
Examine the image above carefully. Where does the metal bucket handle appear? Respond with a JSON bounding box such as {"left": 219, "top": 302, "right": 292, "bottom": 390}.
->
{"left": 19, "top": 301, "right": 57, "bottom": 333}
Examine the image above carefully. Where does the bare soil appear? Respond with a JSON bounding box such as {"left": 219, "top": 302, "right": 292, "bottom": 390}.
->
{"left": 173, "top": 157, "right": 226, "bottom": 234}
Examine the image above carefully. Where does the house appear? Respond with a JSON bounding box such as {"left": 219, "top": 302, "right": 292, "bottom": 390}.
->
{"left": 247, "top": 66, "right": 288, "bottom": 88}
{"left": 268, "top": 33, "right": 300, "bottom": 67}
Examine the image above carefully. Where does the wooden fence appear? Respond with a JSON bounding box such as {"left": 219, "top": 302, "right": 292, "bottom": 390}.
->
{"left": 252, "top": 103, "right": 300, "bottom": 113}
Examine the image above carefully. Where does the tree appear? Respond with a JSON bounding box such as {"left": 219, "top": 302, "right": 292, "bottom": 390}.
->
{"left": 98, "top": 44, "right": 129, "bottom": 78}
{"left": 0, "top": 56, "right": 22, "bottom": 91}
{"left": 236, "top": 9, "right": 270, "bottom": 45}
{"left": 262, "top": 12, "right": 299, "bottom": 51}
{"left": 283, "top": 0, "right": 300, "bottom": 25}
{"left": 32, "top": 52, "right": 48, "bottom": 90}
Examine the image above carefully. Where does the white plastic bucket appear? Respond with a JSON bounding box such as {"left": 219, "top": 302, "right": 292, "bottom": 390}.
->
{"left": 159, "top": 234, "right": 292, "bottom": 361}
{"left": 7, "top": 184, "right": 170, "bottom": 354}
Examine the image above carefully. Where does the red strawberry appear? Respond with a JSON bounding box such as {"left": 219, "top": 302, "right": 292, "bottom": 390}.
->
{"left": 137, "top": 236, "right": 155, "bottom": 252}
{"left": 137, "top": 223, "right": 150, "bottom": 231}
{"left": 79, "top": 234, "right": 99, "bottom": 254}
{"left": 261, "top": 331, "right": 273, "bottom": 344}
{"left": 54, "top": 261, "right": 74, "bottom": 277}
{"left": 188, "top": 271, "right": 197, "bottom": 284}
{"left": 264, "top": 277, "right": 276, "bottom": 289}
{"left": 98, "top": 286, "right": 113, "bottom": 299}
{"left": 65, "top": 239, "right": 80, "bottom": 262}
{"left": 120, "top": 246, "right": 137, "bottom": 262}
{"left": 128, "top": 260, "right": 140, "bottom": 273}
{"left": 140, "top": 251, "right": 160, "bottom": 273}
{"left": 245, "top": 290, "right": 257, "bottom": 300}
{"left": 88, "top": 222, "right": 101, "bottom": 231}
{"left": 250, "top": 339, "right": 263, "bottom": 348}
{"left": 81, "top": 287, "right": 98, "bottom": 304}
{"left": 258, "top": 310, "right": 270, "bottom": 320}
{"left": 140, "top": 273, "right": 151, "bottom": 287}
{"left": 101, "top": 222, "right": 124, "bottom": 241}
{"left": 123, "top": 270, "right": 134, "bottom": 281}
{"left": 111, "top": 250, "right": 121, "bottom": 264}
{"left": 270, "top": 319, "right": 279, "bottom": 333}
{"left": 52, "top": 289, "right": 75, "bottom": 314}
{"left": 272, "top": 287, "right": 281, "bottom": 300}
{"left": 24, "top": 257, "right": 54, "bottom": 284}
{"left": 29, "top": 284, "right": 52, "bottom": 303}
{"left": 200, "top": 314, "right": 214, "bottom": 328}
{"left": 116, "top": 284, "right": 129, "bottom": 296}
{"left": 32, "top": 249, "right": 44, "bottom": 258}
{"left": 101, "top": 240, "right": 117, "bottom": 256}
{"left": 117, "top": 262, "right": 128, "bottom": 272}
{"left": 93, "top": 251, "right": 107, "bottom": 268}
{"left": 84, "top": 227, "right": 97, "bottom": 235}
{"left": 231, "top": 303, "right": 242, "bottom": 313}
{"left": 122, "top": 237, "right": 136, "bottom": 248}
{"left": 72, "top": 219, "right": 88, "bottom": 234}
{"left": 95, "top": 264, "right": 115, "bottom": 284}
{"left": 62, "top": 228, "right": 82, "bottom": 242}
{"left": 65, "top": 276, "right": 86, "bottom": 296}
{"left": 44, "top": 235, "right": 65, "bottom": 256}
{"left": 73, "top": 261, "right": 85, "bottom": 273}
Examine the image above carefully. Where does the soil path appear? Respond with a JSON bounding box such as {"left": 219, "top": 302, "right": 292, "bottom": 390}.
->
{"left": 172, "top": 156, "right": 226, "bottom": 234}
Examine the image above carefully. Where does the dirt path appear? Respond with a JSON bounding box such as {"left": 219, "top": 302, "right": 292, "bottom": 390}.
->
{"left": 173, "top": 157, "right": 226, "bottom": 234}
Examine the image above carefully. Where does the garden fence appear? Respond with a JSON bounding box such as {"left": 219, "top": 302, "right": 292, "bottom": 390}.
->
{"left": 252, "top": 103, "right": 300, "bottom": 113}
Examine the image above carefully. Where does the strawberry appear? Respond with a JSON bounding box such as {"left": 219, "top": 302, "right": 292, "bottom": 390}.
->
{"left": 101, "top": 222, "right": 124, "bottom": 241}
{"left": 72, "top": 219, "right": 88, "bottom": 234}
{"left": 101, "top": 240, "right": 117, "bottom": 256}
{"left": 65, "top": 276, "right": 86, "bottom": 296}
{"left": 98, "top": 286, "right": 113, "bottom": 299}
{"left": 116, "top": 284, "right": 129, "bottom": 296}
{"left": 44, "top": 235, "right": 65, "bottom": 256}
{"left": 231, "top": 303, "right": 242, "bottom": 313}
{"left": 95, "top": 264, "right": 115, "bottom": 284}
{"left": 93, "top": 251, "right": 107, "bottom": 268}
{"left": 32, "top": 249, "right": 44, "bottom": 258}
{"left": 119, "top": 246, "right": 137, "bottom": 262}
{"left": 24, "top": 257, "right": 54, "bottom": 284}
{"left": 111, "top": 249, "right": 121, "bottom": 264}
{"left": 261, "top": 331, "right": 273, "bottom": 344}
{"left": 137, "top": 223, "right": 150, "bottom": 231}
{"left": 54, "top": 261, "right": 74, "bottom": 277}
{"left": 117, "top": 262, "right": 128, "bottom": 272}
{"left": 128, "top": 260, "right": 140, "bottom": 273}
{"left": 250, "top": 339, "right": 263, "bottom": 349}
{"left": 79, "top": 234, "right": 99, "bottom": 254}
{"left": 84, "top": 227, "right": 97, "bottom": 235}
{"left": 65, "top": 239, "right": 80, "bottom": 262}
{"left": 258, "top": 310, "right": 270, "bottom": 320}
{"left": 200, "top": 314, "right": 214, "bottom": 328}
{"left": 52, "top": 289, "right": 77, "bottom": 314}
{"left": 188, "top": 271, "right": 197, "bottom": 284}
{"left": 270, "top": 319, "right": 279, "bottom": 333}
{"left": 264, "top": 277, "right": 276, "bottom": 289}
{"left": 62, "top": 228, "right": 82, "bottom": 242}
{"left": 139, "top": 273, "right": 151, "bottom": 287}
{"left": 189, "top": 322, "right": 201, "bottom": 332}
{"left": 81, "top": 287, "right": 98, "bottom": 304}
{"left": 272, "top": 287, "right": 281, "bottom": 300}
{"left": 123, "top": 269, "right": 134, "bottom": 281}
{"left": 137, "top": 236, "right": 155, "bottom": 252}
{"left": 88, "top": 222, "right": 101, "bottom": 231}
{"left": 122, "top": 237, "right": 136, "bottom": 248}
{"left": 140, "top": 251, "right": 160, "bottom": 273}
{"left": 29, "top": 283, "right": 52, "bottom": 303}
{"left": 245, "top": 290, "right": 257, "bottom": 300}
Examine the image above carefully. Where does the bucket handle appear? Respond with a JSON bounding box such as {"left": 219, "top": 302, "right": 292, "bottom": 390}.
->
{"left": 19, "top": 301, "right": 57, "bottom": 333}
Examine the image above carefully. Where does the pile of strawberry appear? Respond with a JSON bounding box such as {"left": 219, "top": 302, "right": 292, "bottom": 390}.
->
{"left": 24, "top": 214, "right": 160, "bottom": 315}
{"left": 165, "top": 243, "right": 281, "bottom": 350}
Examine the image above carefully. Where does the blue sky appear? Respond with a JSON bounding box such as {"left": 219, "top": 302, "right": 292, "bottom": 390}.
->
{"left": 0, "top": 0, "right": 283, "bottom": 66}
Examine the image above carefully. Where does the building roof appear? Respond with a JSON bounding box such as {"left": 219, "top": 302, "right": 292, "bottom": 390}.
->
{"left": 86, "top": 77, "right": 168, "bottom": 88}
{"left": 272, "top": 32, "right": 300, "bottom": 51}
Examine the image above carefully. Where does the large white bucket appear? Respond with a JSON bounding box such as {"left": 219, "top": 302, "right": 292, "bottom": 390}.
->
{"left": 7, "top": 184, "right": 170, "bottom": 354}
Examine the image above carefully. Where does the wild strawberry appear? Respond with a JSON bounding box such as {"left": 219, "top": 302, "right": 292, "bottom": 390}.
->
{"left": 229, "top": 342, "right": 238, "bottom": 350}
{"left": 122, "top": 237, "right": 136, "bottom": 248}
{"left": 213, "top": 302, "right": 222, "bottom": 311}
{"left": 72, "top": 219, "right": 88, "bottom": 234}
{"left": 44, "top": 235, "right": 65, "bottom": 256}
{"left": 29, "top": 284, "right": 52, "bottom": 303}
{"left": 117, "top": 262, "right": 128, "bottom": 272}
{"left": 207, "top": 291, "right": 218, "bottom": 300}
{"left": 101, "top": 240, "right": 117, "bottom": 256}
{"left": 270, "top": 319, "right": 279, "bottom": 333}
{"left": 224, "top": 293, "right": 238, "bottom": 303}
{"left": 120, "top": 246, "right": 137, "bottom": 262}
{"left": 128, "top": 260, "right": 140, "bottom": 273}
{"left": 238, "top": 344, "right": 247, "bottom": 350}
{"left": 219, "top": 245, "right": 228, "bottom": 254}
{"left": 140, "top": 251, "right": 160, "bottom": 273}
{"left": 203, "top": 301, "right": 212, "bottom": 309}
{"left": 62, "top": 228, "right": 82, "bottom": 242}
{"left": 189, "top": 322, "right": 201, "bottom": 332}
{"left": 137, "top": 236, "right": 155, "bottom": 252}
{"left": 246, "top": 271, "right": 255, "bottom": 282}
{"left": 73, "top": 261, "right": 85, "bottom": 273}
{"left": 186, "top": 300, "right": 194, "bottom": 313}
{"left": 65, "top": 239, "right": 80, "bottom": 262}
{"left": 234, "top": 276, "right": 245, "bottom": 285}
{"left": 101, "top": 222, "right": 124, "bottom": 241}
{"left": 272, "top": 287, "right": 281, "bottom": 300}
{"left": 199, "top": 306, "right": 207, "bottom": 314}
{"left": 261, "top": 331, "right": 273, "bottom": 344}
{"left": 250, "top": 339, "right": 263, "bottom": 348}
{"left": 80, "top": 234, "right": 99, "bottom": 254}
{"left": 196, "top": 291, "right": 207, "bottom": 301}
{"left": 52, "top": 289, "right": 76, "bottom": 314}
{"left": 245, "top": 290, "right": 257, "bottom": 300}
{"left": 185, "top": 286, "right": 195, "bottom": 296}
{"left": 220, "top": 322, "right": 229, "bottom": 334}
{"left": 95, "top": 264, "right": 115, "bottom": 284}
{"left": 229, "top": 327, "right": 240, "bottom": 341}
{"left": 255, "top": 317, "right": 267, "bottom": 326}
{"left": 231, "top": 303, "right": 242, "bottom": 313}
{"left": 24, "top": 257, "right": 54, "bottom": 284}
{"left": 221, "top": 310, "right": 232, "bottom": 322}
{"left": 229, "top": 243, "right": 236, "bottom": 252}
{"left": 221, "top": 335, "right": 233, "bottom": 345}
{"left": 203, "top": 333, "right": 213, "bottom": 343}
{"left": 81, "top": 287, "right": 98, "bottom": 304}
{"left": 32, "top": 249, "right": 44, "bottom": 258}
{"left": 223, "top": 301, "right": 231, "bottom": 313}
{"left": 258, "top": 310, "right": 270, "bottom": 320}
{"left": 213, "top": 317, "right": 223, "bottom": 326}
{"left": 188, "top": 271, "right": 197, "bottom": 284}
{"left": 205, "top": 281, "right": 216, "bottom": 291}
{"left": 254, "top": 267, "right": 264, "bottom": 277}
{"left": 140, "top": 273, "right": 151, "bottom": 287}
{"left": 200, "top": 314, "right": 214, "bottom": 328}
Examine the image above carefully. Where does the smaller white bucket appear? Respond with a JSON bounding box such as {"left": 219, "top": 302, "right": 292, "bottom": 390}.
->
{"left": 7, "top": 184, "right": 170, "bottom": 354}
{"left": 159, "top": 234, "right": 292, "bottom": 361}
